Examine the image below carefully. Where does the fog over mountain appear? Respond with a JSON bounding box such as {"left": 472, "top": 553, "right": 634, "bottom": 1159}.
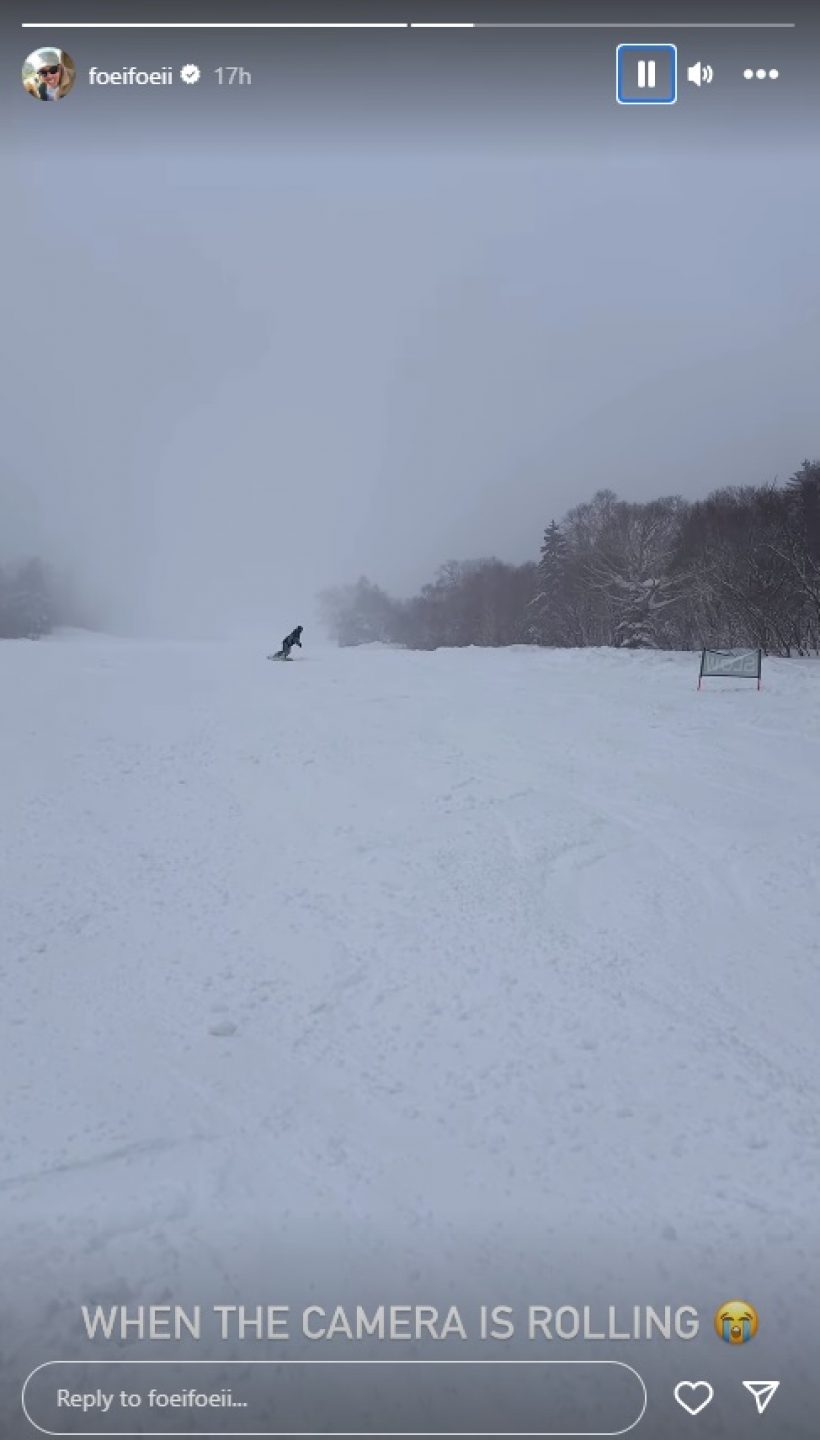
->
{"left": 6, "top": 135, "right": 818, "bottom": 637}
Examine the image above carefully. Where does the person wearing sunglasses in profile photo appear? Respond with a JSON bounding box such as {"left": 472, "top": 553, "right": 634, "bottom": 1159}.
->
{"left": 22, "top": 47, "right": 77, "bottom": 101}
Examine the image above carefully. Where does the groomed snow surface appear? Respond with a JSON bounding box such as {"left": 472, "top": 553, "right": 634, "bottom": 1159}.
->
{"left": 2, "top": 635, "right": 819, "bottom": 1424}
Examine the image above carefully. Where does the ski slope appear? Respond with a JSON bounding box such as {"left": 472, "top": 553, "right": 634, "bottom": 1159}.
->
{"left": 2, "top": 635, "right": 819, "bottom": 1419}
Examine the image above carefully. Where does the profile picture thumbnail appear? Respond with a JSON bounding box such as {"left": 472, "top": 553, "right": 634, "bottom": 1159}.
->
{"left": 22, "top": 47, "right": 77, "bottom": 101}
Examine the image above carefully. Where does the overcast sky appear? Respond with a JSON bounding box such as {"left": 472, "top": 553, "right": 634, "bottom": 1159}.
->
{"left": 5, "top": 54, "right": 819, "bottom": 636}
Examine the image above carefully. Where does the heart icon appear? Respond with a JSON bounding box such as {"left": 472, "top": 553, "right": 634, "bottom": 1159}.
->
{"left": 674, "top": 1381, "right": 714, "bottom": 1416}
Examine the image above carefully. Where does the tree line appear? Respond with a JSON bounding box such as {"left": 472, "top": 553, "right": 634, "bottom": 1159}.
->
{"left": 319, "top": 461, "right": 820, "bottom": 656}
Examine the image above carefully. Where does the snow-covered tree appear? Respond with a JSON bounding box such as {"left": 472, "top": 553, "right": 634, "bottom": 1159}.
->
{"left": 588, "top": 500, "right": 687, "bottom": 648}
{"left": 529, "top": 521, "right": 569, "bottom": 644}
{"left": 318, "top": 577, "right": 399, "bottom": 647}
{"left": 0, "top": 558, "right": 54, "bottom": 639}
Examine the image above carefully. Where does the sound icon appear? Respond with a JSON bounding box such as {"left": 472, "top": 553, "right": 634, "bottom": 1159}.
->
{"left": 687, "top": 60, "right": 714, "bottom": 86}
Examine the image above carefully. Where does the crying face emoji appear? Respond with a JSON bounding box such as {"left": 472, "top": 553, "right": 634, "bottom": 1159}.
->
{"left": 714, "top": 1300, "right": 759, "bottom": 1344}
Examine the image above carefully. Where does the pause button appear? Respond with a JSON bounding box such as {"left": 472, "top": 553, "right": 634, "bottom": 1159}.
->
{"left": 616, "top": 44, "right": 677, "bottom": 104}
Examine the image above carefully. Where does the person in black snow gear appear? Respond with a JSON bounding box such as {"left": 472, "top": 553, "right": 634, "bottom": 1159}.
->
{"left": 277, "top": 625, "right": 303, "bottom": 660}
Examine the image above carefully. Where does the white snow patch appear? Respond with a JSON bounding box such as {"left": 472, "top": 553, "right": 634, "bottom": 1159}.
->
{"left": 1, "top": 640, "right": 818, "bottom": 1413}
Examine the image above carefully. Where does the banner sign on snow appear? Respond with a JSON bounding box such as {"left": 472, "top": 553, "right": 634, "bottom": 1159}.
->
{"left": 698, "top": 648, "right": 762, "bottom": 688}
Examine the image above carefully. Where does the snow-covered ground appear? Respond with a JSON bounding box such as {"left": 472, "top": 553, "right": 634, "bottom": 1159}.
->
{"left": 2, "top": 635, "right": 819, "bottom": 1429}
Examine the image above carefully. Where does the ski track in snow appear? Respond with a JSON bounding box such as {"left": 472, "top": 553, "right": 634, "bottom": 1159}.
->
{"left": 1, "top": 636, "right": 819, "bottom": 1395}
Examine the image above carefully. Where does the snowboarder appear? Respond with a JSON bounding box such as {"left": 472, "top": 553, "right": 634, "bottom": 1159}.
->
{"left": 273, "top": 625, "right": 303, "bottom": 661}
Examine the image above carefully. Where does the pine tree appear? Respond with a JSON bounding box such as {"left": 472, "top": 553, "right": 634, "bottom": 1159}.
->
{"left": 529, "top": 520, "right": 569, "bottom": 643}
{"left": 0, "top": 558, "right": 53, "bottom": 638}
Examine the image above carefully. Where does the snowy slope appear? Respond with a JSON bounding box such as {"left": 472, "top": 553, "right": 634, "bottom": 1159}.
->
{"left": 2, "top": 636, "right": 819, "bottom": 1428}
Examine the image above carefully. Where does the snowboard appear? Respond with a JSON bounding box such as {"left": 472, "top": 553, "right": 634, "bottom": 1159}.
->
{"left": 267, "top": 652, "right": 293, "bottom": 661}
